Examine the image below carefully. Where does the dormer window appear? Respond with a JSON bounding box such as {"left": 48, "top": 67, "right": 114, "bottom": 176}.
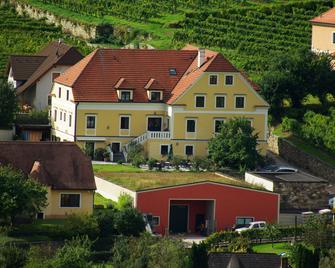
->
{"left": 149, "top": 91, "right": 162, "bottom": 102}
{"left": 169, "top": 68, "right": 177, "bottom": 75}
{"left": 117, "top": 90, "right": 133, "bottom": 102}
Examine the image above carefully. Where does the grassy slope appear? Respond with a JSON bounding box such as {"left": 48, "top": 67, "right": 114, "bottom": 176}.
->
{"left": 94, "top": 193, "right": 113, "bottom": 208}
{"left": 252, "top": 242, "right": 290, "bottom": 255}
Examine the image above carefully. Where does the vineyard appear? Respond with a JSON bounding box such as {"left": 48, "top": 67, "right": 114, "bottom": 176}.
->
{"left": 2, "top": 0, "right": 335, "bottom": 79}
{"left": 0, "top": 4, "right": 91, "bottom": 78}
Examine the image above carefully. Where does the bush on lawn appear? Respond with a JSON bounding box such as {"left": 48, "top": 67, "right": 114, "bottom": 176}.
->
{"left": 95, "top": 209, "right": 117, "bottom": 237}
{"left": 171, "top": 156, "right": 184, "bottom": 170}
{"left": 227, "top": 236, "right": 251, "bottom": 253}
{"left": 147, "top": 158, "right": 157, "bottom": 170}
{"left": 191, "top": 156, "right": 213, "bottom": 171}
{"left": 281, "top": 117, "right": 300, "bottom": 133}
{"left": 0, "top": 244, "right": 28, "bottom": 268}
{"left": 94, "top": 148, "right": 107, "bottom": 161}
{"left": 63, "top": 214, "right": 99, "bottom": 240}
{"left": 114, "top": 207, "right": 145, "bottom": 236}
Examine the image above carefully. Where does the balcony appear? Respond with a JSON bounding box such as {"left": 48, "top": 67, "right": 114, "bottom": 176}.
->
{"left": 147, "top": 131, "right": 171, "bottom": 139}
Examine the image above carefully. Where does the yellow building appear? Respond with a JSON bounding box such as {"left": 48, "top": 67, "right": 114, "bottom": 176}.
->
{"left": 0, "top": 142, "right": 96, "bottom": 219}
{"left": 51, "top": 46, "right": 269, "bottom": 160}
{"left": 311, "top": 8, "right": 335, "bottom": 53}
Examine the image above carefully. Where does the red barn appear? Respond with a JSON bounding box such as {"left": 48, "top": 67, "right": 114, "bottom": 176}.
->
{"left": 135, "top": 181, "right": 279, "bottom": 235}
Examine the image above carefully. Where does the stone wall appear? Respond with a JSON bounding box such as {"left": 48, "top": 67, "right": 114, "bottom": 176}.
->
{"left": 274, "top": 181, "right": 328, "bottom": 211}
{"left": 8, "top": 0, "right": 97, "bottom": 40}
{"left": 268, "top": 134, "right": 335, "bottom": 183}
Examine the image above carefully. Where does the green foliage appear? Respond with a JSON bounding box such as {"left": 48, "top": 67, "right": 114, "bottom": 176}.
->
{"left": 94, "top": 148, "right": 107, "bottom": 161}
{"left": 147, "top": 158, "right": 157, "bottom": 170}
{"left": 191, "top": 156, "right": 213, "bottom": 172}
{"left": 289, "top": 243, "right": 320, "bottom": 268}
{"left": 25, "top": 244, "right": 54, "bottom": 268}
{"left": 0, "top": 165, "right": 47, "bottom": 225}
{"left": 63, "top": 214, "right": 99, "bottom": 240}
{"left": 114, "top": 207, "right": 145, "bottom": 236}
{"left": 263, "top": 224, "right": 281, "bottom": 248}
{"left": 190, "top": 242, "right": 208, "bottom": 268}
{"left": 208, "top": 118, "right": 261, "bottom": 171}
{"left": 0, "top": 245, "right": 27, "bottom": 268}
{"left": 319, "top": 248, "right": 335, "bottom": 268}
{"left": 127, "top": 144, "right": 146, "bottom": 167}
{"left": 0, "top": 81, "right": 18, "bottom": 128}
{"left": 281, "top": 117, "right": 300, "bottom": 133}
{"left": 303, "top": 215, "right": 332, "bottom": 250}
{"left": 227, "top": 236, "right": 251, "bottom": 253}
{"left": 51, "top": 236, "right": 93, "bottom": 268}
{"left": 171, "top": 155, "right": 184, "bottom": 170}
{"left": 15, "top": 110, "right": 49, "bottom": 125}
{"left": 115, "top": 193, "right": 133, "bottom": 210}
{"left": 95, "top": 209, "right": 117, "bottom": 237}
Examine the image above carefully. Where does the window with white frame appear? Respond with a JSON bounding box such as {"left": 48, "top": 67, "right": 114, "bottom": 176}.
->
{"left": 195, "top": 95, "right": 205, "bottom": 108}
{"left": 120, "top": 116, "right": 130, "bottom": 130}
{"left": 58, "top": 87, "right": 62, "bottom": 98}
{"left": 185, "top": 145, "right": 194, "bottom": 156}
{"left": 160, "top": 145, "right": 169, "bottom": 155}
{"left": 236, "top": 217, "right": 254, "bottom": 226}
{"left": 86, "top": 115, "right": 96, "bottom": 129}
{"left": 69, "top": 114, "right": 72, "bottom": 127}
{"left": 60, "top": 193, "right": 80, "bottom": 208}
{"left": 225, "top": 75, "right": 234, "bottom": 85}
{"left": 120, "top": 90, "right": 132, "bottom": 102}
{"left": 235, "top": 95, "right": 246, "bottom": 109}
{"left": 60, "top": 111, "right": 63, "bottom": 121}
{"left": 186, "top": 119, "right": 196, "bottom": 133}
{"left": 214, "top": 119, "right": 225, "bottom": 133}
{"left": 215, "top": 95, "right": 226, "bottom": 108}
{"left": 66, "top": 90, "right": 70, "bottom": 101}
{"left": 54, "top": 110, "right": 57, "bottom": 121}
{"left": 209, "top": 74, "right": 218, "bottom": 85}
{"left": 150, "top": 91, "right": 162, "bottom": 102}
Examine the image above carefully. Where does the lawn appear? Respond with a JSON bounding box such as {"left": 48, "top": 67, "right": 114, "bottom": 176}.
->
{"left": 93, "top": 164, "right": 143, "bottom": 173}
{"left": 252, "top": 242, "right": 290, "bottom": 255}
{"left": 95, "top": 171, "right": 261, "bottom": 191}
{"left": 94, "top": 193, "right": 114, "bottom": 208}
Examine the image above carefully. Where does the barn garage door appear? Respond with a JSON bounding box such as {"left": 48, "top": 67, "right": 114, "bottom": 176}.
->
{"left": 169, "top": 205, "right": 188, "bottom": 233}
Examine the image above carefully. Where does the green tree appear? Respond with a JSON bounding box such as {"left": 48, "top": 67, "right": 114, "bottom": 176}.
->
{"left": 0, "top": 165, "right": 47, "bottom": 225}
{"left": 227, "top": 236, "right": 251, "bottom": 253}
{"left": 303, "top": 215, "right": 332, "bottom": 250}
{"left": 115, "top": 207, "right": 145, "bottom": 236}
{"left": 319, "top": 248, "right": 335, "bottom": 268}
{"left": 264, "top": 224, "right": 281, "bottom": 248}
{"left": 208, "top": 118, "right": 261, "bottom": 171}
{"left": 0, "top": 81, "right": 18, "bottom": 129}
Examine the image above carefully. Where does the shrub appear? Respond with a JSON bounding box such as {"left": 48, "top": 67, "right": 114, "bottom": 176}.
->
{"left": 171, "top": 156, "right": 183, "bottom": 170}
{"left": 319, "top": 248, "right": 335, "bottom": 268}
{"left": 227, "top": 236, "right": 251, "bottom": 253}
{"left": 94, "top": 148, "right": 107, "bottom": 161}
{"left": 191, "top": 156, "right": 213, "bottom": 172}
{"left": 281, "top": 117, "right": 300, "bottom": 133}
{"left": 51, "top": 236, "right": 93, "bottom": 268}
{"left": 190, "top": 242, "right": 208, "bottom": 268}
{"left": 289, "top": 243, "right": 320, "bottom": 268}
{"left": 115, "top": 207, "right": 145, "bottom": 236}
{"left": 0, "top": 245, "right": 28, "bottom": 268}
{"left": 25, "top": 244, "right": 54, "bottom": 268}
{"left": 63, "top": 214, "right": 99, "bottom": 240}
{"left": 95, "top": 209, "right": 117, "bottom": 237}
{"left": 115, "top": 194, "right": 133, "bottom": 210}
{"left": 147, "top": 158, "right": 157, "bottom": 170}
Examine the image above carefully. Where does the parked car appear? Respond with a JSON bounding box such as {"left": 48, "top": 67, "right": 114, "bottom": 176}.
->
{"left": 235, "top": 221, "right": 266, "bottom": 233}
{"left": 262, "top": 165, "right": 298, "bottom": 173}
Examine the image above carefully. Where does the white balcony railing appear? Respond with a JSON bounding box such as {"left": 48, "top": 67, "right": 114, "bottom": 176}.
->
{"left": 147, "top": 131, "right": 171, "bottom": 139}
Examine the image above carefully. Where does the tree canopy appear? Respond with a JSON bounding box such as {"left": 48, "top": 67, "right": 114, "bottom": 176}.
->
{"left": 208, "top": 118, "right": 261, "bottom": 171}
{"left": 0, "top": 165, "right": 47, "bottom": 224}
{"left": 0, "top": 81, "right": 18, "bottom": 129}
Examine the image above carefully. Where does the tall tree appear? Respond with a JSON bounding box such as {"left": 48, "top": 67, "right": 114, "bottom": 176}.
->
{"left": 0, "top": 165, "right": 47, "bottom": 225}
{"left": 0, "top": 81, "right": 18, "bottom": 128}
{"left": 208, "top": 118, "right": 261, "bottom": 171}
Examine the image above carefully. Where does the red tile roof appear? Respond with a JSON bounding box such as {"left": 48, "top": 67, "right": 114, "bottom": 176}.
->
{"left": 310, "top": 7, "right": 335, "bottom": 25}
{"left": 55, "top": 46, "right": 259, "bottom": 103}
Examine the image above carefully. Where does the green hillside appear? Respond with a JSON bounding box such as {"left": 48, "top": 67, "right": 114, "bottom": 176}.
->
{"left": 17, "top": 0, "right": 333, "bottom": 80}
{"left": 0, "top": 4, "right": 91, "bottom": 78}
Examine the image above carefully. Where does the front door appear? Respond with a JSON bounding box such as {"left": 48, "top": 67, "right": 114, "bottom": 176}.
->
{"left": 111, "top": 142, "right": 120, "bottom": 153}
{"left": 147, "top": 117, "right": 162, "bottom": 131}
{"left": 169, "top": 205, "right": 188, "bottom": 234}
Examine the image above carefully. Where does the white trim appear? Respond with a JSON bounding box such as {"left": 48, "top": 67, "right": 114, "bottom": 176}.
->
{"left": 194, "top": 94, "right": 206, "bottom": 108}
{"left": 59, "top": 192, "right": 81, "bottom": 208}
{"left": 77, "top": 102, "right": 167, "bottom": 111}
{"left": 85, "top": 114, "right": 97, "bottom": 136}
{"left": 213, "top": 118, "right": 225, "bottom": 134}
{"left": 160, "top": 144, "right": 170, "bottom": 156}
{"left": 147, "top": 115, "right": 163, "bottom": 131}
{"left": 117, "top": 90, "right": 133, "bottom": 102}
{"left": 110, "top": 142, "right": 122, "bottom": 153}
{"left": 149, "top": 90, "right": 163, "bottom": 101}
{"left": 77, "top": 136, "right": 106, "bottom": 141}
{"left": 215, "top": 94, "right": 226, "bottom": 109}
{"left": 184, "top": 144, "right": 194, "bottom": 156}
{"left": 119, "top": 115, "right": 131, "bottom": 136}
{"left": 208, "top": 74, "right": 219, "bottom": 86}
{"left": 224, "top": 74, "right": 234, "bottom": 86}
{"left": 234, "top": 95, "right": 246, "bottom": 109}
{"left": 173, "top": 108, "right": 268, "bottom": 115}
{"left": 185, "top": 118, "right": 197, "bottom": 133}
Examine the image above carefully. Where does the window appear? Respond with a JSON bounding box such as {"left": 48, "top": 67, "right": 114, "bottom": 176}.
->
{"left": 160, "top": 145, "right": 169, "bottom": 155}
{"left": 120, "top": 91, "right": 132, "bottom": 102}
{"left": 236, "top": 217, "right": 254, "bottom": 226}
{"left": 64, "top": 112, "right": 66, "bottom": 122}
{"left": 58, "top": 87, "right": 61, "bottom": 98}
{"left": 186, "top": 119, "right": 196, "bottom": 133}
{"left": 152, "top": 216, "right": 160, "bottom": 226}
{"left": 185, "top": 145, "right": 194, "bottom": 156}
{"left": 225, "top": 75, "right": 234, "bottom": 85}
{"left": 86, "top": 115, "right": 96, "bottom": 129}
{"left": 120, "top": 116, "right": 130, "bottom": 130}
{"left": 235, "top": 96, "right": 245, "bottom": 109}
{"left": 209, "top": 75, "right": 218, "bottom": 85}
{"left": 169, "top": 68, "right": 177, "bottom": 75}
{"left": 54, "top": 110, "right": 57, "bottom": 121}
{"left": 60, "top": 111, "right": 63, "bottom": 121}
{"left": 60, "top": 193, "right": 80, "bottom": 208}
{"left": 150, "top": 91, "right": 161, "bottom": 102}
{"left": 66, "top": 90, "right": 70, "bottom": 101}
{"left": 195, "top": 95, "right": 205, "bottom": 108}
{"left": 214, "top": 119, "right": 225, "bottom": 133}
{"left": 69, "top": 114, "right": 72, "bottom": 127}
{"left": 216, "top": 95, "right": 226, "bottom": 108}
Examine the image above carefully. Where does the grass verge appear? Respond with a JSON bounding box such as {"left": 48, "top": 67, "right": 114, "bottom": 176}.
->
{"left": 252, "top": 242, "right": 290, "bottom": 255}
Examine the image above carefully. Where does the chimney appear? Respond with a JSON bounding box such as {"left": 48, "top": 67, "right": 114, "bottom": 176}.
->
{"left": 197, "top": 48, "right": 205, "bottom": 68}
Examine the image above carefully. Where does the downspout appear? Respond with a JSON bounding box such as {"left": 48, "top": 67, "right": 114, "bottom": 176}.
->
{"left": 74, "top": 102, "right": 78, "bottom": 142}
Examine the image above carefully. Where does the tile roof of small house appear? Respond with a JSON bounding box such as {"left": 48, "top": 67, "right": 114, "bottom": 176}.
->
{"left": 310, "top": 7, "right": 335, "bottom": 25}
{"left": 0, "top": 142, "right": 96, "bottom": 190}
{"left": 55, "top": 45, "right": 260, "bottom": 103}
{"left": 7, "top": 55, "right": 46, "bottom": 81}
{"left": 13, "top": 41, "right": 83, "bottom": 95}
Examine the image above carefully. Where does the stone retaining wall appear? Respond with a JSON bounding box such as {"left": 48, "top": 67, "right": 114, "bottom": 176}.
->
{"left": 268, "top": 134, "right": 335, "bottom": 183}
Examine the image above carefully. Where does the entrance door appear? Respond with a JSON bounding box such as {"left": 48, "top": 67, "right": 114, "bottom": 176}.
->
{"left": 169, "top": 205, "right": 188, "bottom": 234}
{"left": 111, "top": 142, "right": 120, "bottom": 153}
{"left": 147, "top": 117, "right": 162, "bottom": 131}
